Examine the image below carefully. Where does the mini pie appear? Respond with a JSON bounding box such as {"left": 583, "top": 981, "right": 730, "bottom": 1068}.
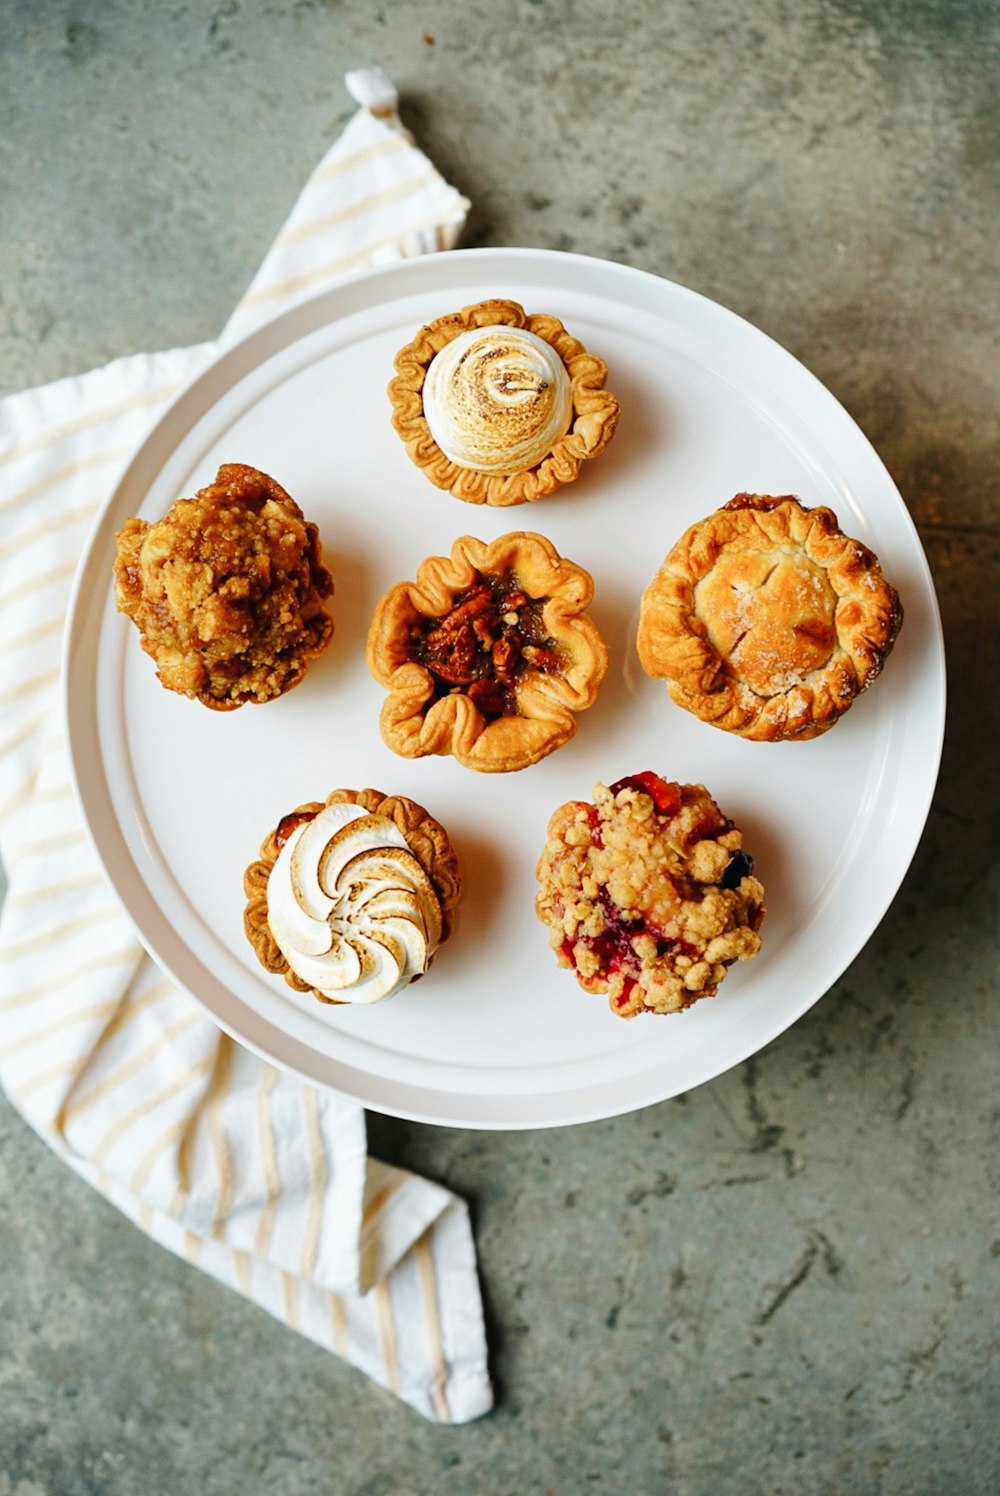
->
{"left": 535, "top": 772, "right": 765, "bottom": 1018}
{"left": 388, "top": 297, "right": 620, "bottom": 506}
{"left": 114, "top": 463, "right": 334, "bottom": 710}
{"left": 243, "top": 788, "right": 461, "bottom": 1006}
{"left": 637, "top": 493, "right": 904, "bottom": 742}
{"left": 366, "top": 531, "right": 609, "bottom": 773}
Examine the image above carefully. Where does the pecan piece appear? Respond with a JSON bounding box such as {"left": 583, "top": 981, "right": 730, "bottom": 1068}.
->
{"left": 424, "top": 622, "right": 477, "bottom": 683}
{"left": 515, "top": 601, "right": 551, "bottom": 644}
{"left": 472, "top": 611, "right": 499, "bottom": 649}
{"left": 436, "top": 585, "right": 493, "bottom": 632}
{"left": 492, "top": 635, "right": 521, "bottom": 685}
{"left": 523, "top": 643, "right": 562, "bottom": 672}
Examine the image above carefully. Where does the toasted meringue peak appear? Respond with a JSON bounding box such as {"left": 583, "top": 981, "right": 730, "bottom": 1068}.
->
{"left": 422, "top": 325, "right": 572, "bottom": 475}
{"left": 266, "top": 803, "right": 443, "bottom": 1004}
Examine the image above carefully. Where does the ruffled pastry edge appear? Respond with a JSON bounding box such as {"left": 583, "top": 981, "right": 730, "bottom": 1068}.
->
{"left": 366, "top": 531, "right": 609, "bottom": 772}
{"left": 387, "top": 298, "right": 620, "bottom": 506}
{"left": 242, "top": 787, "right": 462, "bottom": 1003}
{"left": 636, "top": 493, "right": 904, "bottom": 742}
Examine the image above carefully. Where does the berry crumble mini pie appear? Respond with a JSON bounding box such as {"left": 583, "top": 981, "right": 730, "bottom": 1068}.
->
{"left": 535, "top": 772, "right": 765, "bottom": 1018}
{"left": 388, "top": 298, "right": 620, "bottom": 506}
{"left": 114, "top": 463, "right": 333, "bottom": 709}
{"left": 637, "top": 493, "right": 903, "bottom": 741}
{"left": 366, "top": 531, "right": 608, "bottom": 772}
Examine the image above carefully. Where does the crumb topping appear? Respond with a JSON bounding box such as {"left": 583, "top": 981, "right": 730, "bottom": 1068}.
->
{"left": 114, "top": 463, "right": 333, "bottom": 709}
{"left": 534, "top": 772, "right": 765, "bottom": 1018}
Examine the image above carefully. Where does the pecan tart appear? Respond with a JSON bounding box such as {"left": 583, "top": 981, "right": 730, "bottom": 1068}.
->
{"left": 366, "top": 532, "right": 608, "bottom": 772}
{"left": 637, "top": 493, "right": 904, "bottom": 741}
{"left": 243, "top": 788, "right": 461, "bottom": 1006}
{"left": 388, "top": 298, "right": 620, "bottom": 506}
{"left": 114, "top": 463, "right": 333, "bottom": 710}
{"left": 535, "top": 772, "right": 765, "bottom": 1018}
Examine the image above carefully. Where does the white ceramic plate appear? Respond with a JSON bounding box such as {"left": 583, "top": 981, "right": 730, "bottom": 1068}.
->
{"left": 64, "top": 248, "right": 945, "bottom": 1129}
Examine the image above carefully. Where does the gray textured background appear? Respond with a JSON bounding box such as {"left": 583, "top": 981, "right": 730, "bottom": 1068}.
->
{"left": 1, "top": 2, "right": 998, "bottom": 1493}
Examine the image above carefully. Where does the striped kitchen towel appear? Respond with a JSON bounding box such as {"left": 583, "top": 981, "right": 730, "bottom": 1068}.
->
{"left": 0, "top": 68, "right": 490, "bottom": 1424}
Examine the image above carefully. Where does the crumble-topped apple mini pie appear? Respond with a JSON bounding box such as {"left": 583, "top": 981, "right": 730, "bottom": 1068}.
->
{"left": 535, "top": 772, "right": 765, "bottom": 1019}
{"left": 637, "top": 493, "right": 903, "bottom": 742}
{"left": 366, "top": 531, "right": 608, "bottom": 772}
{"left": 388, "top": 298, "right": 620, "bottom": 506}
{"left": 243, "top": 788, "right": 461, "bottom": 1006}
{"left": 114, "top": 463, "right": 333, "bottom": 709}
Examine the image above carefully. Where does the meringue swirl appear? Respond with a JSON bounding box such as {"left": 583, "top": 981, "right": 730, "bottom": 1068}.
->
{"left": 422, "top": 325, "right": 573, "bottom": 475}
{"left": 266, "top": 803, "right": 443, "bottom": 1004}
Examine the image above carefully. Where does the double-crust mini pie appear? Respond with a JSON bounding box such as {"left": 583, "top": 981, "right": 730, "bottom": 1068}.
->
{"left": 535, "top": 772, "right": 765, "bottom": 1018}
{"left": 243, "top": 788, "right": 461, "bottom": 1006}
{"left": 114, "top": 463, "right": 333, "bottom": 710}
{"left": 637, "top": 493, "right": 903, "bottom": 742}
{"left": 388, "top": 298, "right": 620, "bottom": 506}
{"left": 366, "top": 531, "right": 608, "bottom": 773}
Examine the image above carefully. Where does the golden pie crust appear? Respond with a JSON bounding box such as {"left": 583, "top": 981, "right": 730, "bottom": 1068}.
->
{"left": 637, "top": 493, "right": 904, "bottom": 741}
{"left": 366, "top": 531, "right": 609, "bottom": 772}
{"left": 387, "top": 298, "right": 620, "bottom": 506}
{"left": 114, "top": 463, "right": 333, "bottom": 710}
{"left": 242, "top": 787, "right": 462, "bottom": 1004}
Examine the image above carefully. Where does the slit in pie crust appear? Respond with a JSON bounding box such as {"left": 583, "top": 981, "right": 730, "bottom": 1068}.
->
{"left": 366, "top": 531, "right": 608, "bottom": 772}
{"left": 636, "top": 493, "right": 903, "bottom": 741}
{"left": 388, "top": 298, "right": 620, "bottom": 506}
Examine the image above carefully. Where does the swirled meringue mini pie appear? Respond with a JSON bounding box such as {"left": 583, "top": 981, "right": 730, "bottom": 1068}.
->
{"left": 243, "top": 789, "right": 461, "bottom": 1006}
{"left": 114, "top": 463, "right": 333, "bottom": 709}
{"left": 388, "top": 298, "right": 620, "bottom": 505}
{"left": 535, "top": 773, "right": 765, "bottom": 1019}
{"left": 366, "top": 531, "right": 608, "bottom": 773}
{"left": 637, "top": 493, "right": 903, "bottom": 742}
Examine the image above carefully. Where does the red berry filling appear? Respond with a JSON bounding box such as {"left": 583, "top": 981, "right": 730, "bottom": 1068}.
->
{"left": 608, "top": 770, "right": 682, "bottom": 818}
{"left": 573, "top": 800, "right": 604, "bottom": 847}
{"left": 558, "top": 887, "right": 695, "bottom": 990}
{"left": 538, "top": 774, "right": 765, "bottom": 1017}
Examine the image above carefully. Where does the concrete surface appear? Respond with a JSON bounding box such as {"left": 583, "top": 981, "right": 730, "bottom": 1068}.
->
{"left": 1, "top": 1, "right": 997, "bottom": 1492}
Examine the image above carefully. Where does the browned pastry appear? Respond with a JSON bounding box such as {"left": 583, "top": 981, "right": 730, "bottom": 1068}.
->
{"left": 366, "top": 531, "right": 609, "bottom": 772}
{"left": 636, "top": 493, "right": 903, "bottom": 741}
{"left": 535, "top": 772, "right": 765, "bottom": 1018}
{"left": 388, "top": 298, "right": 620, "bottom": 506}
{"left": 243, "top": 788, "right": 461, "bottom": 1006}
{"left": 114, "top": 463, "right": 333, "bottom": 709}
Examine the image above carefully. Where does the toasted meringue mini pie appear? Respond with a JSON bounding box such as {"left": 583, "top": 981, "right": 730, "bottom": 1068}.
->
{"left": 243, "top": 788, "right": 461, "bottom": 1006}
{"left": 388, "top": 298, "right": 620, "bottom": 505}
{"left": 114, "top": 463, "right": 333, "bottom": 709}
{"left": 366, "top": 531, "right": 608, "bottom": 772}
{"left": 637, "top": 493, "right": 903, "bottom": 742}
{"left": 535, "top": 772, "right": 765, "bottom": 1018}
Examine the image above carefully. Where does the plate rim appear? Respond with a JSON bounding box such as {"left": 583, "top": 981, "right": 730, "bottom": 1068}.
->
{"left": 62, "top": 246, "right": 947, "bottom": 1129}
